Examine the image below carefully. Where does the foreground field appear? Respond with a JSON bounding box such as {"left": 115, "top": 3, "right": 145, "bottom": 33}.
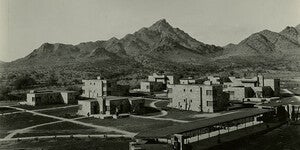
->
{"left": 78, "top": 116, "right": 180, "bottom": 133}
{"left": 14, "top": 122, "right": 118, "bottom": 138}
{"left": 0, "top": 137, "right": 131, "bottom": 150}
{"left": 0, "top": 113, "right": 57, "bottom": 138}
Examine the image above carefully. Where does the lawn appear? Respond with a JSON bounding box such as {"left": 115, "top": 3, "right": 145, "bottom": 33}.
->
{"left": 160, "top": 108, "right": 205, "bottom": 121}
{"left": 38, "top": 106, "right": 80, "bottom": 118}
{"left": 154, "top": 100, "right": 169, "bottom": 108}
{"left": 14, "top": 104, "right": 69, "bottom": 110}
{"left": 0, "top": 137, "right": 132, "bottom": 150}
{"left": 15, "top": 122, "right": 118, "bottom": 138}
{"left": 0, "top": 112, "right": 57, "bottom": 138}
{"left": 79, "top": 116, "right": 180, "bottom": 133}
{"left": 0, "top": 107, "right": 20, "bottom": 114}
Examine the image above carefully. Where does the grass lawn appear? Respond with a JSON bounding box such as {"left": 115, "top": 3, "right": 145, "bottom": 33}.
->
{"left": 160, "top": 108, "right": 205, "bottom": 121}
{"left": 38, "top": 106, "right": 80, "bottom": 118}
{"left": 0, "top": 101, "right": 19, "bottom": 106}
{"left": 15, "top": 122, "right": 118, "bottom": 138}
{"left": 0, "top": 107, "right": 20, "bottom": 114}
{"left": 14, "top": 104, "right": 69, "bottom": 110}
{"left": 0, "top": 112, "right": 58, "bottom": 138}
{"left": 154, "top": 101, "right": 169, "bottom": 108}
{"left": 79, "top": 116, "right": 180, "bottom": 133}
{"left": 0, "top": 137, "right": 132, "bottom": 150}
{"left": 144, "top": 99, "right": 155, "bottom": 106}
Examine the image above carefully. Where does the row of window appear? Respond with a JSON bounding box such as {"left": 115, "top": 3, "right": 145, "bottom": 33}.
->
{"left": 86, "top": 82, "right": 111, "bottom": 87}
{"left": 174, "top": 88, "right": 213, "bottom": 96}
{"left": 177, "top": 101, "right": 214, "bottom": 107}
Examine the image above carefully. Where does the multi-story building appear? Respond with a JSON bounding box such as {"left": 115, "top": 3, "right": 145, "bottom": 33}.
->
{"left": 208, "top": 75, "right": 280, "bottom": 103}
{"left": 179, "top": 77, "right": 198, "bottom": 85}
{"left": 140, "top": 81, "right": 165, "bottom": 93}
{"left": 167, "top": 83, "right": 229, "bottom": 113}
{"left": 81, "top": 76, "right": 129, "bottom": 98}
{"left": 148, "top": 73, "right": 176, "bottom": 85}
{"left": 139, "top": 73, "right": 178, "bottom": 93}
{"left": 81, "top": 76, "right": 111, "bottom": 98}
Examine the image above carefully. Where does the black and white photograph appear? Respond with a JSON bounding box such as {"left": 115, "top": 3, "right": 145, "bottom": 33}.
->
{"left": 0, "top": 0, "right": 300, "bottom": 149}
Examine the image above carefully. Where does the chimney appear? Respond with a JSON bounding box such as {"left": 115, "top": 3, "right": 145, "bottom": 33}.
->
{"left": 30, "top": 90, "right": 35, "bottom": 93}
{"left": 97, "top": 76, "right": 101, "bottom": 80}
{"left": 258, "top": 75, "right": 264, "bottom": 87}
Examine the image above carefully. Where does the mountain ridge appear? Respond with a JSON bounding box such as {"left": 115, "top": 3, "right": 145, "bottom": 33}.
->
{"left": 2, "top": 19, "right": 300, "bottom": 83}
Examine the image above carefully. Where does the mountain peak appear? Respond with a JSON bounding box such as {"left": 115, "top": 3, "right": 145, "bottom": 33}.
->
{"left": 149, "top": 19, "right": 173, "bottom": 31}
{"left": 295, "top": 24, "right": 300, "bottom": 32}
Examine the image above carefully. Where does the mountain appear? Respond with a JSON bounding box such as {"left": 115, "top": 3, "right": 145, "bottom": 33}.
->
{"left": 221, "top": 25, "right": 300, "bottom": 58}
{"left": 280, "top": 25, "right": 300, "bottom": 44}
{"left": 1, "top": 20, "right": 300, "bottom": 86}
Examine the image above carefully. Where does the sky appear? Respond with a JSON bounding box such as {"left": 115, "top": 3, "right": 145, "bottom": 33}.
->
{"left": 0, "top": 0, "right": 300, "bottom": 62}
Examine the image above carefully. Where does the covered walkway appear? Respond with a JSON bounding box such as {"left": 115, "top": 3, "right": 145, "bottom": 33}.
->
{"left": 135, "top": 108, "right": 273, "bottom": 150}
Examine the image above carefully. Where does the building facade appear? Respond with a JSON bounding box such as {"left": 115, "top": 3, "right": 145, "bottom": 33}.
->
{"left": 77, "top": 96, "right": 145, "bottom": 116}
{"left": 209, "top": 75, "right": 280, "bottom": 103}
{"left": 167, "top": 84, "right": 228, "bottom": 113}
{"left": 26, "top": 90, "right": 78, "bottom": 106}
{"left": 81, "top": 76, "right": 129, "bottom": 98}
{"left": 81, "top": 76, "right": 111, "bottom": 98}
{"left": 139, "top": 73, "right": 178, "bottom": 93}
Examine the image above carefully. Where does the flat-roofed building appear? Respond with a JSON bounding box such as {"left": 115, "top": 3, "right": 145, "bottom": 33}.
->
{"left": 77, "top": 96, "right": 145, "bottom": 117}
{"left": 223, "top": 86, "right": 254, "bottom": 102}
{"left": 26, "top": 90, "right": 78, "bottom": 106}
{"left": 140, "top": 81, "right": 166, "bottom": 93}
{"left": 81, "top": 76, "right": 129, "bottom": 98}
{"left": 148, "top": 73, "right": 176, "bottom": 85}
{"left": 264, "top": 79, "right": 280, "bottom": 97}
{"left": 82, "top": 76, "right": 111, "bottom": 98}
{"left": 167, "top": 84, "right": 229, "bottom": 113}
{"left": 179, "top": 77, "right": 197, "bottom": 85}
{"left": 139, "top": 73, "right": 179, "bottom": 93}
{"left": 221, "top": 75, "right": 280, "bottom": 103}
{"left": 78, "top": 99, "right": 99, "bottom": 116}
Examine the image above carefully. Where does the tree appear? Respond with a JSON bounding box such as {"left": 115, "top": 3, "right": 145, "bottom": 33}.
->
{"left": 0, "top": 86, "right": 12, "bottom": 101}
{"left": 13, "top": 75, "right": 36, "bottom": 89}
{"left": 48, "top": 73, "right": 58, "bottom": 86}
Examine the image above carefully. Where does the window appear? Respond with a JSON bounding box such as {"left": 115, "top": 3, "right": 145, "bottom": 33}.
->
{"left": 183, "top": 89, "right": 186, "bottom": 92}
{"left": 82, "top": 90, "right": 85, "bottom": 94}
{"left": 146, "top": 85, "right": 150, "bottom": 89}
{"left": 79, "top": 105, "right": 82, "bottom": 110}
{"left": 206, "top": 90, "right": 213, "bottom": 95}
{"left": 107, "top": 83, "right": 111, "bottom": 87}
{"left": 190, "top": 89, "right": 192, "bottom": 92}
{"left": 207, "top": 101, "right": 213, "bottom": 106}
{"left": 229, "top": 91, "right": 235, "bottom": 95}
{"left": 168, "top": 88, "right": 172, "bottom": 93}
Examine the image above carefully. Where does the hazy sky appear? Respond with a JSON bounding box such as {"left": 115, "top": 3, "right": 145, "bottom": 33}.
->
{"left": 1, "top": 0, "right": 300, "bottom": 62}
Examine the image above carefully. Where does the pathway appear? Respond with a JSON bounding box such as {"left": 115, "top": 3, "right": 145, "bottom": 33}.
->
{"left": 131, "top": 98, "right": 190, "bottom": 123}
{"left": 4, "top": 116, "right": 87, "bottom": 139}
{"left": 0, "top": 105, "right": 79, "bottom": 116}
{"left": 4, "top": 106, "right": 136, "bottom": 139}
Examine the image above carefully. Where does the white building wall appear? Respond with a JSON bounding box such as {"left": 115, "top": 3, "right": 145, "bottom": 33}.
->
{"left": 168, "top": 84, "right": 202, "bottom": 111}
{"left": 82, "top": 79, "right": 108, "bottom": 98}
